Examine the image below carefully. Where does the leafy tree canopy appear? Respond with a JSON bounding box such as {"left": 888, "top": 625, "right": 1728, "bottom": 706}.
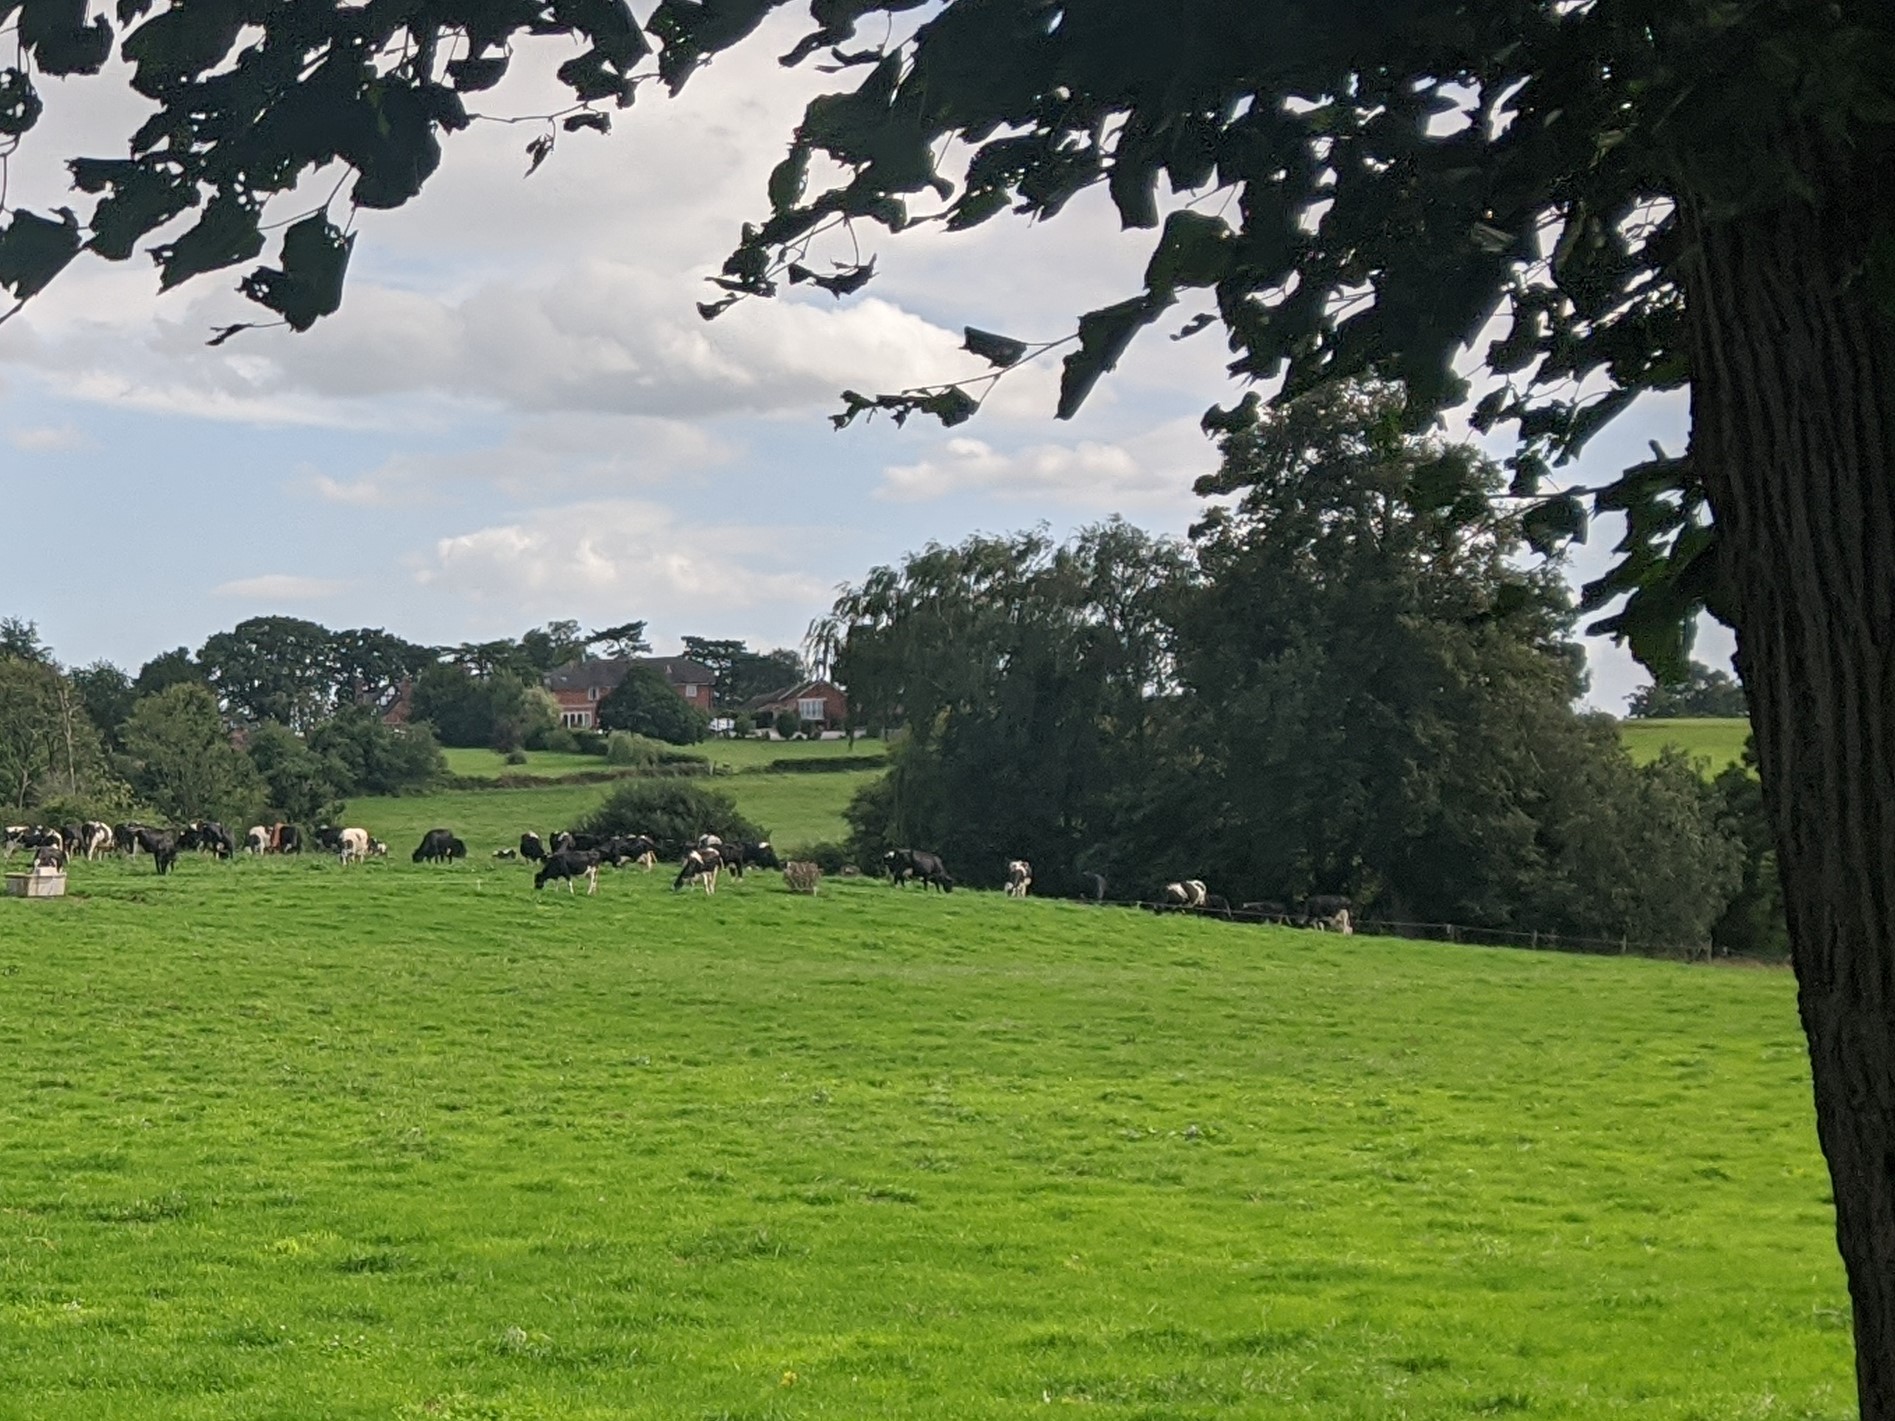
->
{"left": 122, "top": 682, "right": 267, "bottom": 825}
{"left": 1626, "top": 659, "right": 1748, "bottom": 720}
{"left": 597, "top": 664, "right": 710, "bottom": 744}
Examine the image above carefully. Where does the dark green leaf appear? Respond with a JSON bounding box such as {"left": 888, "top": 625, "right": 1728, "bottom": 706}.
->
{"left": 1144, "top": 209, "right": 1232, "bottom": 298}
{"left": 0, "top": 68, "right": 44, "bottom": 136}
{"left": 525, "top": 134, "right": 555, "bottom": 176}
{"left": 563, "top": 110, "right": 611, "bottom": 133}
{"left": 768, "top": 145, "right": 809, "bottom": 213}
{"left": 1520, "top": 494, "right": 1587, "bottom": 556}
{"left": 1057, "top": 295, "right": 1170, "bottom": 420}
{"left": 446, "top": 56, "right": 510, "bottom": 92}
{"left": 963, "top": 327, "right": 1028, "bottom": 368}
{"left": 0, "top": 207, "right": 81, "bottom": 299}
{"left": 149, "top": 190, "right": 261, "bottom": 290}
{"left": 238, "top": 214, "right": 353, "bottom": 331}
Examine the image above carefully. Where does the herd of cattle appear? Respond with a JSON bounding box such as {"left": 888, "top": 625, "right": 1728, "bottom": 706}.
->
{"left": 1, "top": 820, "right": 1353, "bottom": 928}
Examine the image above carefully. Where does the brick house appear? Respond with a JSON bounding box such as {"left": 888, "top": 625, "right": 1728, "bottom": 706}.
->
{"left": 544, "top": 657, "right": 715, "bottom": 730}
{"left": 745, "top": 678, "right": 849, "bottom": 733}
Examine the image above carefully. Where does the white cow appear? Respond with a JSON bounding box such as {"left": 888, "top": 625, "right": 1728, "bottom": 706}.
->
{"left": 339, "top": 827, "right": 371, "bottom": 864}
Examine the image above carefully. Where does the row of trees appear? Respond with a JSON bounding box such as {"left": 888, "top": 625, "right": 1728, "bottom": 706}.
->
{"left": 828, "top": 387, "right": 1770, "bottom": 954}
{"left": 0, "top": 627, "right": 443, "bottom": 829}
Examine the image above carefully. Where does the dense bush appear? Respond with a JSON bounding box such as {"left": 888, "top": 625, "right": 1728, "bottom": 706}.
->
{"left": 597, "top": 667, "right": 711, "bottom": 745}
{"left": 307, "top": 708, "right": 444, "bottom": 797}
{"left": 578, "top": 780, "right": 762, "bottom": 855}
{"left": 543, "top": 727, "right": 580, "bottom": 755}
{"left": 795, "top": 841, "right": 852, "bottom": 876}
{"left": 773, "top": 710, "right": 799, "bottom": 740}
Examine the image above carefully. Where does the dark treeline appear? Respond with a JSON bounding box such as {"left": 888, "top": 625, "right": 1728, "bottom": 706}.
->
{"left": 823, "top": 385, "right": 1775, "bottom": 955}
{"left": 0, "top": 613, "right": 801, "bottom": 831}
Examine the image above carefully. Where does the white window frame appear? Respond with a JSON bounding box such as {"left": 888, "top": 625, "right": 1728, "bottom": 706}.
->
{"left": 798, "top": 697, "right": 826, "bottom": 721}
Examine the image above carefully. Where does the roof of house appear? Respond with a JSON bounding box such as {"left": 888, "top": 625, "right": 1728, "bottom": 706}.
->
{"left": 743, "top": 678, "right": 844, "bottom": 713}
{"left": 544, "top": 657, "right": 715, "bottom": 694}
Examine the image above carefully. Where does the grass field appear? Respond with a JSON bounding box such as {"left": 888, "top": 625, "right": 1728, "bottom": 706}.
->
{"left": 1619, "top": 718, "right": 1751, "bottom": 775}
{"left": 439, "top": 738, "right": 888, "bottom": 782}
{"left": 0, "top": 850, "right": 1852, "bottom": 1419}
{"left": 349, "top": 768, "right": 880, "bottom": 857}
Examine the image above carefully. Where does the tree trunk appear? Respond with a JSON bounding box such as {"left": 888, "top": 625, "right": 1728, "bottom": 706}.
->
{"left": 1683, "top": 146, "right": 1895, "bottom": 1418}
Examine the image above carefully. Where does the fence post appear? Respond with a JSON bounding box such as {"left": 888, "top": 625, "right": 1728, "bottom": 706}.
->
{"left": 1530, "top": 929, "right": 1538, "bottom": 950}
{"left": 1620, "top": 935, "right": 1628, "bottom": 956}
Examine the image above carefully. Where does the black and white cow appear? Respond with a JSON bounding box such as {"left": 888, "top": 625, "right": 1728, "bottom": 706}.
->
{"left": 1301, "top": 895, "right": 1355, "bottom": 933}
{"left": 733, "top": 840, "right": 781, "bottom": 871}
{"left": 33, "top": 844, "right": 68, "bottom": 871}
{"left": 313, "top": 825, "right": 344, "bottom": 853}
{"left": 1161, "top": 880, "right": 1209, "bottom": 911}
{"left": 883, "top": 848, "right": 953, "bottom": 892}
{"left": 535, "top": 849, "right": 601, "bottom": 894}
{"left": 273, "top": 824, "right": 303, "bottom": 855}
{"left": 339, "top": 827, "right": 372, "bottom": 864}
{"left": 412, "top": 828, "right": 465, "bottom": 863}
{"left": 598, "top": 834, "right": 658, "bottom": 870}
{"left": 673, "top": 844, "right": 722, "bottom": 894}
{"left": 77, "top": 821, "right": 113, "bottom": 860}
{"left": 519, "top": 832, "right": 547, "bottom": 862}
{"left": 1005, "top": 859, "right": 1032, "bottom": 897}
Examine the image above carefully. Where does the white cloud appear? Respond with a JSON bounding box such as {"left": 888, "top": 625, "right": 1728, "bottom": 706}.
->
{"left": 877, "top": 417, "right": 1217, "bottom": 513}
{"left": 8, "top": 424, "right": 92, "bottom": 452}
{"left": 414, "top": 499, "right": 832, "bottom": 628}
{"left": 213, "top": 574, "right": 349, "bottom": 600}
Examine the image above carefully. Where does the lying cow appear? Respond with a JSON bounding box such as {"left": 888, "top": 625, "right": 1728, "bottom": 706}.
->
{"left": 1162, "top": 880, "right": 1209, "bottom": 911}
{"left": 535, "top": 849, "right": 601, "bottom": 894}
{"left": 1005, "top": 859, "right": 1032, "bottom": 898}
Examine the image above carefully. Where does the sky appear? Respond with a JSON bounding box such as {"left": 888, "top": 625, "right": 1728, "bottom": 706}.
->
{"left": 0, "top": 18, "right": 1731, "bottom": 709}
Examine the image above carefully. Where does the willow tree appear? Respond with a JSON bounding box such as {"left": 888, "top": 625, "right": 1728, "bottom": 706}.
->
{"left": 2, "top": 0, "right": 1892, "bottom": 1408}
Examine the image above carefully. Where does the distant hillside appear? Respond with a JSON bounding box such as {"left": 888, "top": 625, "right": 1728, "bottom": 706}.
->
{"left": 1620, "top": 717, "right": 1751, "bottom": 776}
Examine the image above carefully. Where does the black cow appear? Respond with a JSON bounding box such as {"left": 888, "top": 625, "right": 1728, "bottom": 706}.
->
{"left": 114, "top": 823, "right": 144, "bottom": 854}
{"left": 136, "top": 827, "right": 179, "bottom": 875}
{"left": 413, "top": 828, "right": 465, "bottom": 863}
{"left": 553, "top": 830, "right": 601, "bottom": 854}
{"left": 535, "top": 849, "right": 601, "bottom": 894}
{"left": 274, "top": 824, "right": 303, "bottom": 855}
{"left": 733, "top": 840, "right": 781, "bottom": 871}
{"left": 33, "top": 844, "right": 68, "bottom": 871}
{"left": 181, "top": 820, "right": 236, "bottom": 859}
{"left": 520, "top": 832, "right": 547, "bottom": 862}
{"left": 597, "top": 834, "right": 658, "bottom": 869}
{"left": 883, "top": 848, "right": 953, "bottom": 892}
{"left": 313, "top": 825, "right": 344, "bottom": 853}
{"left": 673, "top": 845, "right": 722, "bottom": 894}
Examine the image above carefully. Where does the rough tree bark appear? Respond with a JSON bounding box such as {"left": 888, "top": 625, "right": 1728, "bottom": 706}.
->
{"left": 1685, "top": 141, "right": 1895, "bottom": 1419}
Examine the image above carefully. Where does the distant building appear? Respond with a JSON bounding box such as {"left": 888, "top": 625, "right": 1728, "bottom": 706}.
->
{"left": 544, "top": 657, "right": 715, "bottom": 730}
{"left": 744, "top": 678, "right": 849, "bottom": 733}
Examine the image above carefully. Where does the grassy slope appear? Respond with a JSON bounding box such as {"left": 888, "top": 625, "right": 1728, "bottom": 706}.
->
{"left": 1619, "top": 718, "right": 1751, "bottom": 775}
{"left": 349, "top": 769, "right": 880, "bottom": 857}
{"left": 0, "top": 854, "right": 1851, "bottom": 1420}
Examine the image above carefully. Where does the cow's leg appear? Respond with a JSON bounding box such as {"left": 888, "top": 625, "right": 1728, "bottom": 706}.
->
{"left": 586, "top": 868, "right": 598, "bottom": 896}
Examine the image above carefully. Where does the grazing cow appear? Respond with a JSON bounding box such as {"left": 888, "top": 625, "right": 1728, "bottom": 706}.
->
{"left": 735, "top": 840, "right": 781, "bottom": 871}
{"left": 313, "top": 825, "right": 344, "bottom": 853}
{"left": 1005, "top": 860, "right": 1032, "bottom": 898}
{"left": 673, "top": 845, "right": 722, "bottom": 894}
{"left": 182, "top": 820, "right": 236, "bottom": 859}
{"left": 1301, "top": 894, "right": 1354, "bottom": 933}
{"left": 114, "top": 823, "right": 144, "bottom": 855}
{"left": 883, "top": 848, "right": 953, "bottom": 891}
{"left": 606, "top": 834, "right": 658, "bottom": 870}
{"left": 60, "top": 823, "right": 83, "bottom": 856}
{"left": 272, "top": 824, "right": 302, "bottom": 855}
{"left": 519, "top": 832, "right": 546, "bottom": 862}
{"left": 78, "top": 821, "right": 113, "bottom": 860}
{"left": 33, "top": 844, "right": 68, "bottom": 871}
{"left": 535, "top": 849, "right": 601, "bottom": 894}
{"left": 1162, "top": 880, "right": 1209, "bottom": 911}
{"left": 368, "top": 837, "right": 388, "bottom": 858}
{"left": 553, "top": 830, "right": 601, "bottom": 855}
{"left": 339, "top": 827, "right": 371, "bottom": 864}
{"left": 245, "top": 825, "right": 270, "bottom": 855}
{"left": 412, "top": 828, "right": 465, "bottom": 864}
{"left": 135, "top": 827, "right": 178, "bottom": 875}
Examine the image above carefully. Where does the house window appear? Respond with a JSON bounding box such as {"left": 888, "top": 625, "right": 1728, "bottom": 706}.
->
{"left": 798, "top": 697, "right": 826, "bottom": 721}
{"left": 588, "top": 686, "right": 600, "bottom": 701}
{"left": 562, "top": 710, "right": 592, "bottom": 728}
{"left": 681, "top": 683, "right": 699, "bottom": 700}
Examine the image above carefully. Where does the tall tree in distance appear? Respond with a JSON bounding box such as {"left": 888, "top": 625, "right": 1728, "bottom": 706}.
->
{"left": 198, "top": 616, "right": 337, "bottom": 729}
{"left": 123, "top": 684, "right": 267, "bottom": 826}
{"left": 586, "top": 622, "right": 651, "bottom": 661}
{"left": 0, "top": 618, "right": 52, "bottom": 665}
{"left": 1626, "top": 661, "right": 1750, "bottom": 720}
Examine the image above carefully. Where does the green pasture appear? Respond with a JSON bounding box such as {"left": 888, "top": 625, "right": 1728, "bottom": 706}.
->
{"left": 0, "top": 851, "right": 1852, "bottom": 1419}
{"left": 348, "top": 768, "right": 880, "bottom": 856}
{"left": 1619, "top": 717, "right": 1751, "bottom": 776}
{"left": 438, "top": 737, "right": 887, "bottom": 783}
